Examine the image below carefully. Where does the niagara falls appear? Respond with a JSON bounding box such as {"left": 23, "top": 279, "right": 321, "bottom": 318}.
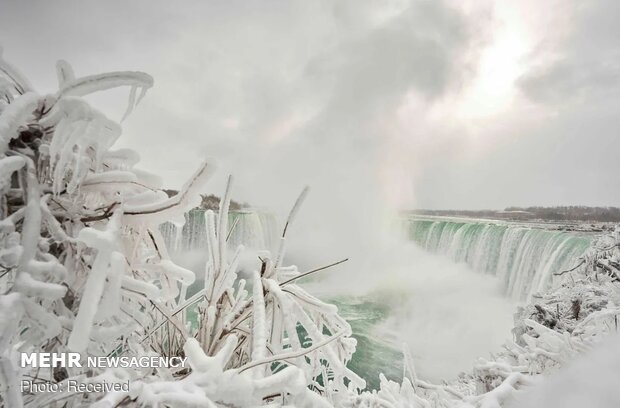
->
{"left": 2, "top": 1, "right": 620, "bottom": 407}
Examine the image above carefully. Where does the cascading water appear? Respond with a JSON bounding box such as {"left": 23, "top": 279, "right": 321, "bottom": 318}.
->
{"left": 160, "top": 209, "right": 279, "bottom": 255}
{"left": 159, "top": 212, "right": 593, "bottom": 387}
{"left": 406, "top": 217, "right": 592, "bottom": 300}
{"left": 227, "top": 211, "right": 279, "bottom": 253}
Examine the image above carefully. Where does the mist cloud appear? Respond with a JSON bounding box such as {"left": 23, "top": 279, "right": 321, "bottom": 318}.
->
{"left": 2, "top": 0, "right": 618, "bottom": 226}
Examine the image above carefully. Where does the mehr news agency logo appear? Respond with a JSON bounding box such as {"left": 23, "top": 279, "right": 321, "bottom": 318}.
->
{"left": 20, "top": 352, "right": 187, "bottom": 393}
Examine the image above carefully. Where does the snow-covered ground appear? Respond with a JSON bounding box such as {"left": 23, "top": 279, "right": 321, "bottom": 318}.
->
{"left": 2, "top": 50, "right": 620, "bottom": 407}
{"left": 509, "top": 334, "right": 620, "bottom": 408}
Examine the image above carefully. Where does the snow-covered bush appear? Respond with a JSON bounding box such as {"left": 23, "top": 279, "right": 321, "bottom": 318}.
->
{"left": 1, "top": 47, "right": 619, "bottom": 408}
{"left": 0, "top": 48, "right": 367, "bottom": 407}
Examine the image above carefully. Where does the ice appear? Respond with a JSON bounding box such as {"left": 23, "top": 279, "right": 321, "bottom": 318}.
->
{"left": 0, "top": 92, "right": 39, "bottom": 155}
{"left": 2, "top": 48, "right": 619, "bottom": 408}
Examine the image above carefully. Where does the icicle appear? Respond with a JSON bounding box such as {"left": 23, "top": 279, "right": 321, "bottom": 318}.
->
{"left": 213, "top": 244, "right": 243, "bottom": 302}
{"left": 0, "top": 156, "right": 25, "bottom": 187}
{"left": 56, "top": 70, "right": 153, "bottom": 99}
{"left": 39, "top": 195, "right": 70, "bottom": 242}
{"left": 95, "top": 252, "right": 125, "bottom": 320}
{"left": 0, "top": 77, "right": 14, "bottom": 105}
{"left": 0, "top": 47, "right": 34, "bottom": 94}
{"left": 121, "top": 84, "right": 137, "bottom": 122}
{"left": 205, "top": 210, "right": 219, "bottom": 277}
{"left": 251, "top": 271, "right": 267, "bottom": 376}
{"left": 55, "top": 59, "right": 75, "bottom": 87}
{"left": 68, "top": 212, "right": 121, "bottom": 351}
{"left": 0, "top": 92, "right": 39, "bottom": 154}
{"left": 218, "top": 175, "right": 233, "bottom": 269}
{"left": 263, "top": 279, "right": 303, "bottom": 357}
{"left": 55, "top": 70, "right": 152, "bottom": 123}
{"left": 123, "top": 161, "right": 214, "bottom": 226}
{"left": 18, "top": 158, "right": 42, "bottom": 269}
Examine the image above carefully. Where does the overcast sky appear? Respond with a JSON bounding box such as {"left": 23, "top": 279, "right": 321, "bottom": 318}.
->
{"left": 1, "top": 0, "right": 619, "bottom": 212}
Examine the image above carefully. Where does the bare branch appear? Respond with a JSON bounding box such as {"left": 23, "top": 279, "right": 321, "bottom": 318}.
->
{"left": 280, "top": 258, "right": 349, "bottom": 285}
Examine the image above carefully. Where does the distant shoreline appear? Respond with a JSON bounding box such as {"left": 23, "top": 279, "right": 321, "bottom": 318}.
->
{"left": 406, "top": 206, "right": 620, "bottom": 223}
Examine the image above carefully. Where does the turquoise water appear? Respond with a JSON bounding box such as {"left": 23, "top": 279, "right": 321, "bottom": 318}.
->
{"left": 163, "top": 213, "right": 593, "bottom": 390}
{"left": 182, "top": 294, "right": 401, "bottom": 390}
{"left": 329, "top": 297, "right": 404, "bottom": 390}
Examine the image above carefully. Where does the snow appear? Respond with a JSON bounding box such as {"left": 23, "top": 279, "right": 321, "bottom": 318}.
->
{"left": 151, "top": 259, "right": 195, "bottom": 286}
{"left": 2, "top": 48, "right": 619, "bottom": 408}
{"left": 69, "top": 212, "right": 122, "bottom": 352}
{"left": 42, "top": 97, "right": 122, "bottom": 194}
{"left": 123, "top": 161, "right": 213, "bottom": 226}
{"left": 251, "top": 271, "right": 268, "bottom": 371}
{"left": 0, "top": 156, "right": 25, "bottom": 189}
{"left": 55, "top": 68, "right": 153, "bottom": 122}
{"left": 13, "top": 272, "right": 66, "bottom": 299}
{"left": 0, "top": 92, "right": 39, "bottom": 155}
{"left": 509, "top": 335, "right": 620, "bottom": 408}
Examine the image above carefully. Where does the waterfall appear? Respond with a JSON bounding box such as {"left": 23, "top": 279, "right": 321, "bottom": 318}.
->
{"left": 160, "top": 209, "right": 279, "bottom": 255}
{"left": 227, "top": 211, "right": 279, "bottom": 252}
{"left": 406, "top": 217, "right": 592, "bottom": 300}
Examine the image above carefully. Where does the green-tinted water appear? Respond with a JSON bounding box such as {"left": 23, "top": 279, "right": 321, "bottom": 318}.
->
{"left": 184, "top": 294, "right": 402, "bottom": 391}
{"left": 405, "top": 217, "right": 592, "bottom": 299}
{"left": 164, "top": 213, "right": 595, "bottom": 391}
{"left": 330, "top": 297, "right": 403, "bottom": 390}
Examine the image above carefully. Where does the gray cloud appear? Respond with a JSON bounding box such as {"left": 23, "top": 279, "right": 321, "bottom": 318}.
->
{"left": 3, "top": 0, "right": 618, "bottom": 250}
{"left": 411, "top": 0, "right": 620, "bottom": 210}
{"left": 517, "top": 0, "right": 620, "bottom": 105}
{"left": 1, "top": 0, "right": 491, "bottom": 267}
